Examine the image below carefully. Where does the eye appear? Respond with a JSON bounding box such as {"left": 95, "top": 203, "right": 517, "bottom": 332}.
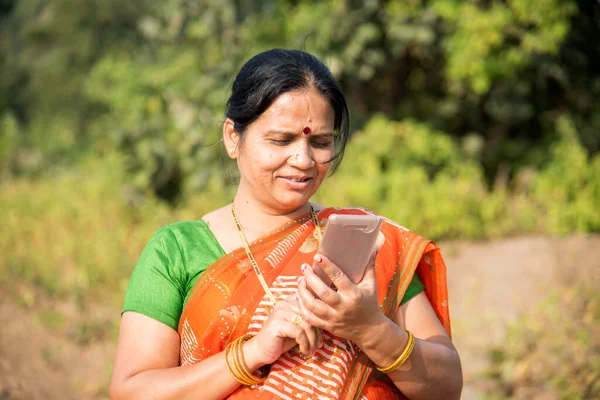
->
{"left": 270, "top": 139, "right": 292, "bottom": 146}
{"left": 311, "top": 139, "right": 333, "bottom": 149}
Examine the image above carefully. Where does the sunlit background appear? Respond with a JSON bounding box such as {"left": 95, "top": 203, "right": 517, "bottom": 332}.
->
{"left": 1, "top": 1, "right": 598, "bottom": 399}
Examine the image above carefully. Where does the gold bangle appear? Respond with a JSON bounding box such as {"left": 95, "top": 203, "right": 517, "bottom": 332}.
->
{"left": 229, "top": 339, "right": 248, "bottom": 385}
{"left": 224, "top": 341, "right": 243, "bottom": 384}
{"left": 225, "top": 334, "right": 267, "bottom": 386}
{"left": 233, "top": 335, "right": 255, "bottom": 384}
{"left": 236, "top": 334, "right": 267, "bottom": 385}
{"left": 225, "top": 337, "right": 254, "bottom": 386}
{"left": 236, "top": 335, "right": 263, "bottom": 384}
{"left": 240, "top": 334, "right": 268, "bottom": 384}
{"left": 376, "top": 331, "right": 416, "bottom": 374}
{"left": 233, "top": 337, "right": 257, "bottom": 386}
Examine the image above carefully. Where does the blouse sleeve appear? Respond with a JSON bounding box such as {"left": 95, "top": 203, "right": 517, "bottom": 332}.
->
{"left": 400, "top": 273, "right": 425, "bottom": 305}
{"left": 122, "top": 227, "right": 186, "bottom": 331}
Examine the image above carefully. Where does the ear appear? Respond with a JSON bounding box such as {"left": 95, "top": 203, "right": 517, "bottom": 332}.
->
{"left": 223, "top": 118, "right": 240, "bottom": 159}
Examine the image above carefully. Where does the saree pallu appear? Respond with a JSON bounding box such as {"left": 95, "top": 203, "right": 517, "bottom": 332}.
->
{"left": 178, "top": 208, "right": 451, "bottom": 400}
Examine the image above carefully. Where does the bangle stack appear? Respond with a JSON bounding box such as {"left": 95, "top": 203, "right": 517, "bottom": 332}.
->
{"left": 376, "top": 331, "right": 416, "bottom": 374}
{"left": 225, "top": 333, "right": 267, "bottom": 386}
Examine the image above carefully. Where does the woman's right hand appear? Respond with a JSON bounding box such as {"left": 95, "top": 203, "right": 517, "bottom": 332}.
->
{"left": 247, "top": 295, "right": 322, "bottom": 365}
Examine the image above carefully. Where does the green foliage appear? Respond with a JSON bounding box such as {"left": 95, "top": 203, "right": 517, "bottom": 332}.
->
{"left": 484, "top": 279, "right": 600, "bottom": 399}
{"left": 317, "top": 116, "right": 487, "bottom": 238}
{"left": 1, "top": 0, "right": 598, "bottom": 205}
{"left": 3, "top": 118, "right": 595, "bottom": 309}
{"left": 0, "top": 152, "right": 234, "bottom": 306}
{"left": 438, "top": 0, "right": 577, "bottom": 94}
{"left": 316, "top": 115, "right": 541, "bottom": 239}
{"left": 0, "top": 153, "right": 172, "bottom": 306}
{"left": 532, "top": 116, "right": 600, "bottom": 235}
{"left": 315, "top": 113, "right": 598, "bottom": 239}
{"left": 0, "top": 0, "right": 598, "bottom": 306}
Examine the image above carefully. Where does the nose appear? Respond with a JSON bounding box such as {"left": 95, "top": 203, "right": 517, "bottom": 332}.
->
{"left": 289, "top": 143, "right": 315, "bottom": 169}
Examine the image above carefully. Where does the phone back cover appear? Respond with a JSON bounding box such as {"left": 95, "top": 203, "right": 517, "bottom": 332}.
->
{"left": 318, "top": 215, "right": 382, "bottom": 284}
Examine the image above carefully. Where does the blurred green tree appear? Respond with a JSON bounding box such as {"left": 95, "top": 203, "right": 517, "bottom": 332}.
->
{"left": 1, "top": 0, "right": 598, "bottom": 213}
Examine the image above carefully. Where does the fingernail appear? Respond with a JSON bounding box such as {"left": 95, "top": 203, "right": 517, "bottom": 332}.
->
{"left": 301, "top": 263, "right": 309, "bottom": 272}
{"left": 298, "top": 277, "right": 303, "bottom": 285}
{"left": 295, "top": 295, "right": 299, "bottom": 302}
{"left": 314, "top": 255, "right": 322, "bottom": 263}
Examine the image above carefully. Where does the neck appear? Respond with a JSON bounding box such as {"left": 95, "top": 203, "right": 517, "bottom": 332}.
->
{"left": 231, "top": 196, "right": 312, "bottom": 238}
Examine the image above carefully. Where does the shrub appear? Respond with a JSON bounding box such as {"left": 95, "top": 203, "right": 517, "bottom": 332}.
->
{"left": 484, "top": 278, "right": 600, "bottom": 399}
{"left": 316, "top": 115, "right": 522, "bottom": 239}
{"left": 317, "top": 114, "right": 599, "bottom": 240}
{"left": 532, "top": 115, "right": 600, "bottom": 235}
{"left": 1, "top": 153, "right": 182, "bottom": 306}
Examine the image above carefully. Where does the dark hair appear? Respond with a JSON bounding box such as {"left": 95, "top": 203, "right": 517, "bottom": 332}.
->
{"left": 226, "top": 48, "right": 350, "bottom": 173}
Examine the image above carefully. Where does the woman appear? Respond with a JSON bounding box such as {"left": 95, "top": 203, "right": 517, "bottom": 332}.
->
{"left": 110, "top": 49, "right": 462, "bottom": 400}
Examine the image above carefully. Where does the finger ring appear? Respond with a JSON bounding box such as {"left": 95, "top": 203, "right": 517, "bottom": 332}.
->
{"left": 291, "top": 313, "right": 303, "bottom": 325}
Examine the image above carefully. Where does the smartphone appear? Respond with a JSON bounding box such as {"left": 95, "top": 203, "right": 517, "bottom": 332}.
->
{"left": 315, "top": 214, "right": 383, "bottom": 284}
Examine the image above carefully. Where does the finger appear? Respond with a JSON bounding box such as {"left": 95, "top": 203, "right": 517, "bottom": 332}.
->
{"left": 293, "top": 291, "right": 324, "bottom": 353}
{"left": 312, "top": 264, "right": 333, "bottom": 287}
{"left": 283, "top": 296, "right": 320, "bottom": 355}
{"left": 290, "top": 293, "right": 324, "bottom": 350}
{"left": 315, "top": 327, "right": 324, "bottom": 349}
{"left": 283, "top": 325, "right": 311, "bottom": 355}
{"left": 360, "top": 248, "right": 379, "bottom": 283}
{"left": 301, "top": 263, "right": 340, "bottom": 306}
{"left": 303, "top": 324, "right": 319, "bottom": 356}
{"left": 289, "top": 310, "right": 319, "bottom": 356}
{"left": 313, "top": 254, "right": 354, "bottom": 291}
{"left": 273, "top": 297, "right": 292, "bottom": 311}
{"left": 289, "top": 323, "right": 311, "bottom": 355}
{"left": 273, "top": 309, "right": 311, "bottom": 355}
{"left": 279, "top": 294, "right": 300, "bottom": 310}
{"left": 296, "top": 285, "right": 328, "bottom": 330}
{"left": 297, "top": 276, "right": 331, "bottom": 323}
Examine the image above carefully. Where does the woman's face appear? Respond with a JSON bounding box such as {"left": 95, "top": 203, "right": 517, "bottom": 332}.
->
{"left": 227, "top": 87, "right": 336, "bottom": 214}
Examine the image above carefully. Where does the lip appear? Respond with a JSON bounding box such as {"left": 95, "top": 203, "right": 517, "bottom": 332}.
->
{"left": 279, "top": 176, "right": 313, "bottom": 190}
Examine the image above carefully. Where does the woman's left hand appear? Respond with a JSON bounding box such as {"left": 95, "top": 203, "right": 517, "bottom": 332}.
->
{"left": 296, "top": 251, "right": 387, "bottom": 345}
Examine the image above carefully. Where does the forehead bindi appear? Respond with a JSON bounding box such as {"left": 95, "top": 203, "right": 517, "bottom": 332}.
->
{"left": 303, "top": 115, "right": 313, "bottom": 131}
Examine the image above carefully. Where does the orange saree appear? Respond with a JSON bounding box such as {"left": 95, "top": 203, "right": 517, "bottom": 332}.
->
{"left": 178, "top": 208, "right": 451, "bottom": 400}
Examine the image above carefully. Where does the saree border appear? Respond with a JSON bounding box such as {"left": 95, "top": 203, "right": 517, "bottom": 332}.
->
{"left": 340, "top": 235, "right": 430, "bottom": 400}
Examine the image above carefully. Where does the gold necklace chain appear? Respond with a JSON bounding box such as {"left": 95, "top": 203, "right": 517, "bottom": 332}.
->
{"left": 230, "top": 202, "right": 322, "bottom": 305}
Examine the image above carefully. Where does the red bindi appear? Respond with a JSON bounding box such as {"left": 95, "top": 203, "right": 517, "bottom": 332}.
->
{"left": 303, "top": 126, "right": 311, "bottom": 134}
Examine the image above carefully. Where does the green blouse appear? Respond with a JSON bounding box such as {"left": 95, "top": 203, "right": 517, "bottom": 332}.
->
{"left": 123, "top": 221, "right": 425, "bottom": 330}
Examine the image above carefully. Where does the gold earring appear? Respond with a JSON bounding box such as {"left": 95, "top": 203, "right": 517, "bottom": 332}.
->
{"left": 229, "top": 148, "right": 235, "bottom": 156}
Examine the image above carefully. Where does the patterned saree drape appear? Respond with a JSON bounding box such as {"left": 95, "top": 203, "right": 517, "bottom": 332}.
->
{"left": 178, "top": 208, "right": 451, "bottom": 400}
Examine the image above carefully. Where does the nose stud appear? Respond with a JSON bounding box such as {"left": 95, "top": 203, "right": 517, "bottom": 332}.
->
{"left": 303, "top": 127, "right": 311, "bottom": 134}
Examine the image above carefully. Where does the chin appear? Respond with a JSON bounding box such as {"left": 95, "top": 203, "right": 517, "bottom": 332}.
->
{"left": 274, "top": 194, "right": 314, "bottom": 212}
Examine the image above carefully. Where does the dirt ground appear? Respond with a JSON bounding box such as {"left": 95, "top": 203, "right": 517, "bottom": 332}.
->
{"left": 1, "top": 234, "right": 599, "bottom": 399}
